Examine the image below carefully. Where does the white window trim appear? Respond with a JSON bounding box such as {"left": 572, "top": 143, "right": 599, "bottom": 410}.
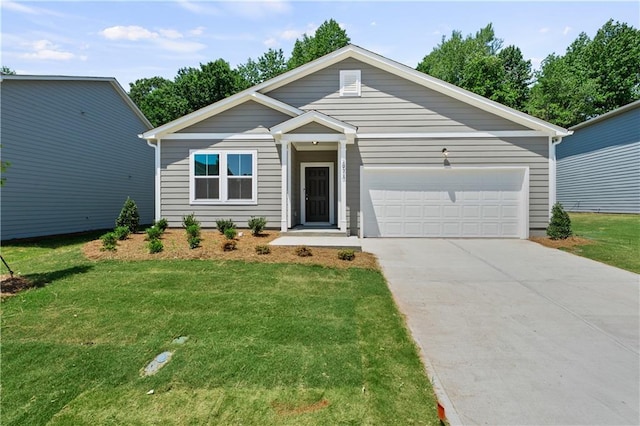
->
{"left": 340, "top": 70, "right": 361, "bottom": 97}
{"left": 189, "top": 149, "right": 258, "bottom": 205}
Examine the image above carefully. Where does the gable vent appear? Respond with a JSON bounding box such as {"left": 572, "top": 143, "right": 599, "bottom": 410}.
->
{"left": 340, "top": 70, "right": 361, "bottom": 97}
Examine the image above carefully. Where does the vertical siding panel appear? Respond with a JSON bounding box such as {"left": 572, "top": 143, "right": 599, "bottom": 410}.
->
{"left": 1, "top": 79, "right": 154, "bottom": 240}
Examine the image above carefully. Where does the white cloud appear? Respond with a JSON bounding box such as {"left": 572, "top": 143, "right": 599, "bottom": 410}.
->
{"left": 279, "top": 29, "right": 302, "bottom": 41}
{"left": 189, "top": 26, "right": 206, "bottom": 36}
{"left": 563, "top": 26, "right": 572, "bottom": 36}
{"left": 99, "top": 25, "right": 206, "bottom": 54}
{"left": 539, "top": 27, "right": 550, "bottom": 34}
{"left": 20, "top": 39, "right": 75, "bottom": 60}
{"left": 1, "top": 0, "right": 65, "bottom": 17}
{"left": 159, "top": 29, "right": 183, "bottom": 40}
{"left": 370, "top": 21, "right": 377, "bottom": 27}
{"left": 100, "top": 25, "right": 159, "bottom": 41}
{"left": 264, "top": 37, "right": 278, "bottom": 48}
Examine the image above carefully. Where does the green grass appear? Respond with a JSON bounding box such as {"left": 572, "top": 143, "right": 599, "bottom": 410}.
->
{"left": 0, "top": 234, "right": 439, "bottom": 425}
{"left": 566, "top": 212, "right": 640, "bottom": 273}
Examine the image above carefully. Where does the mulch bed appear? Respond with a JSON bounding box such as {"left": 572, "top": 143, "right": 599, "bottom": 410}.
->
{"left": 83, "top": 229, "right": 379, "bottom": 270}
{"left": 530, "top": 235, "right": 594, "bottom": 249}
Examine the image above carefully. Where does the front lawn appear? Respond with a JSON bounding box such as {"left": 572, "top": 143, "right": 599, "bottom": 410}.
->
{"left": 567, "top": 212, "right": 640, "bottom": 273}
{"left": 0, "top": 234, "right": 439, "bottom": 425}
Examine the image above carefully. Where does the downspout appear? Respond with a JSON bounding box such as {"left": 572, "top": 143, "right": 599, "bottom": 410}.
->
{"left": 142, "top": 136, "right": 161, "bottom": 222}
{"left": 548, "top": 134, "right": 568, "bottom": 217}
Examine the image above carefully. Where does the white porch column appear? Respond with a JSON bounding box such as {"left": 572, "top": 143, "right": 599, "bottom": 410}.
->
{"left": 339, "top": 140, "right": 348, "bottom": 233}
{"left": 280, "top": 139, "right": 289, "bottom": 232}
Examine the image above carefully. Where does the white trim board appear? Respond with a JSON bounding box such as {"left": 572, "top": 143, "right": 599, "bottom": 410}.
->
{"left": 300, "top": 162, "right": 335, "bottom": 226}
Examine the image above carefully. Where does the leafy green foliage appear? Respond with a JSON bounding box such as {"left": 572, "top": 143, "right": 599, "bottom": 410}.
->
{"left": 295, "top": 246, "right": 313, "bottom": 257}
{"left": 113, "top": 226, "right": 130, "bottom": 241}
{"left": 417, "top": 23, "right": 531, "bottom": 110}
{"left": 145, "top": 226, "right": 162, "bottom": 241}
{"left": 154, "top": 218, "right": 168, "bottom": 232}
{"left": 188, "top": 236, "right": 201, "bottom": 249}
{"left": 148, "top": 238, "right": 163, "bottom": 254}
{"left": 115, "top": 197, "right": 140, "bottom": 233}
{"left": 224, "top": 227, "right": 237, "bottom": 240}
{"left": 248, "top": 216, "right": 267, "bottom": 236}
{"left": 186, "top": 224, "right": 200, "bottom": 238}
{"left": 182, "top": 213, "right": 199, "bottom": 229}
{"left": 547, "top": 202, "right": 573, "bottom": 240}
{"left": 338, "top": 249, "right": 356, "bottom": 261}
{"left": 1, "top": 66, "right": 16, "bottom": 75}
{"left": 100, "top": 232, "right": 117, "bottom": 251}
{"left": 237, "top": 48, "right": 287, "bottom": 87}
{"left": 528, "top": 20, "right": 640, "bottom": 127}
{"left": 0, "top": 144, "right": 9, "bottom": 187}
{"left": 216, "top": 218, "right": 236, "bottom": 234}
{"left": 287, "top": 19, "right": 350, "bottom": 69}
{"left": 255, "top": 244, "right": 271, "bottom": 255}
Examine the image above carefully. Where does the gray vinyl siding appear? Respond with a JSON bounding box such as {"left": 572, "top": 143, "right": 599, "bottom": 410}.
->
{"left": 290, "top": 122, "right": 340, "bottom": 134}
{"left": 178, "top": 100, "right": 291, "bottom": 134}
{"left": 266, "top": 58, "right": 530, "bottom": 133}
{"left": 159, "top": 138, "right": 281, "bottom": 228}
{"left": 557, "top": 106, "right": 640, "bottom": 213}
{"left": 349, "top": 137, "right": 550, "bottom": 231}
{"left": 0, "top": 79, "right": 153, "bottom": 240}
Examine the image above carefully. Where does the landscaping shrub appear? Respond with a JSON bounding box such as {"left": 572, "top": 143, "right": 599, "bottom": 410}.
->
{"left": 100, "top": 232, "right": 117, "bottom": 251}
{"left": 224, "top": 227, "right": 237, "bottom": 240}
{"left": 148, "top": 239, "right": 163, "bottom": 254}
{"left": 185, "top": 223, "right": 201, "bottom": 249}
{"left": 338, "top": 249, "right": 356, "bottom": 261}
{"left": 154, "top": 218, "right": 169, "bottom": 232}
{"left": 188, "top": 236, "right": 201, "bottom": 249}
{"left": 114, "top": 226, "right": 130, "bottom": 241}
{"left": 216, "top": 218, "right": 236, "bottom": 234}
{"left": 295, "top": 246, "right": 313, "bottom": 257}
{"left": 182, "top": 213, "right": 199, "bottom": 229}
{"left": 255, "top": 244, "right": 271, "bottom": 255}
{"left": 222, "top": 240, "right": 237, "bottom": 251}
{"left": 547, "top": 202, "right": 573, "bottom": 240}
{"left": 248, "top": 216, "right": 268, "bottom": 236}
{"left": 145, "top": 226, "right": 162, "bottom": 241}
{"left": 115, "top": 197, "right": 140, "bottom": 233}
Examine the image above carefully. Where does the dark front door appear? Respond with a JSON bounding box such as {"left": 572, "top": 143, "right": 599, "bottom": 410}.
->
{"left": 305, "top": 167, "right": 330, "bottom": 222}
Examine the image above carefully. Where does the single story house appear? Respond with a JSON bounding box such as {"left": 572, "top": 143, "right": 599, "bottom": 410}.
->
{"left": 557, "top": 100, "right": 639, "bottom": 213}
{"left": 1, "top": 75, "right": 154, "bottom": 240}
{"left": 140, "top": 45, "right": 570, "bottom": 238}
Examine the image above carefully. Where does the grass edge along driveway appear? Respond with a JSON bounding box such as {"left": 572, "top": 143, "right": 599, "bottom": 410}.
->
{"left": 0, "top": 234, "right": 440, "bottom": 425}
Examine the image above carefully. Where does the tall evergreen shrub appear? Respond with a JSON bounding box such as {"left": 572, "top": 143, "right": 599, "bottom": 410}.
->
{"left": 115, "top": 197, "right": 140, "bottom": 233}
{"left": 547, "top": 202, "right": 572, "bottom": 240}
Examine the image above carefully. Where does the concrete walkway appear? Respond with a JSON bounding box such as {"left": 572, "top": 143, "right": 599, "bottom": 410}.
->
{"left": 270, "top": 235, "right": 361, "bottom": 250}
{"left": 362, "top": 238, "right": 639, "bottom": 426}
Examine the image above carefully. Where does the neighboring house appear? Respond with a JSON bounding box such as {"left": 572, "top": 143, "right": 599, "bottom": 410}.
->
{"left": 1, "top": 75, "right": 154, "bottom": 240}
{"left": 141, "top": 45, "right": 570, "bottom": 238}
{"left": 557, "top": 100, "right": 640, "bottom": 214}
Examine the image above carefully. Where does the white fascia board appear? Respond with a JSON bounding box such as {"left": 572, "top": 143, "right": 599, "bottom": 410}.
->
{"left": 280, "top": 134, "right": 349, "bottom": 143}
{"left": 270, "top": 110, "right": 356, "bottom": 135}
{"left": 257, "top": 44, "right": 570, "bottom": 137}
{"left": 141, "top": 91, "right": 300, "bottom": 140}
{"left": 357, "top": 131, "right": 549, "bottom": 139}
{"left": 161, "top": 133, "right": 274, "bottom": 140}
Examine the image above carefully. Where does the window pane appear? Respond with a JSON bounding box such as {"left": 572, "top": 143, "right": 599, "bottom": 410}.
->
{"left": 228, "top": 154, "right": 252, "bottom": 176}
{"left": 228, "top": 178, "right": 252, "bottom": 200}
{"left": 194, "top": 154, "right": 219, "bottom": 176}
{"left": 195, "top": 177, "right": 219, "bottom": 199}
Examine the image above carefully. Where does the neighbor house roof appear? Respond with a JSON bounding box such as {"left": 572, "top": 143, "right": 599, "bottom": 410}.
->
{"left": 141, "top": 44, "right": 571, "bottom": 140}
{"left": 0, "top": 74, "right": 153, "bottom": 129}
{"left": 569, "top": 100, "right": 640, "bottom": 131}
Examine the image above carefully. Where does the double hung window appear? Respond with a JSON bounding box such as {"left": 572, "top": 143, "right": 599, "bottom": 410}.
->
{"left": 190, "top": 150, "right": 257, "bottom": 204}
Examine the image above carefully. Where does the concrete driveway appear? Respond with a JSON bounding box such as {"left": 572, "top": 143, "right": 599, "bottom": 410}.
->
{"left": 362, "top": 239, "right": 639, "bottom": 426}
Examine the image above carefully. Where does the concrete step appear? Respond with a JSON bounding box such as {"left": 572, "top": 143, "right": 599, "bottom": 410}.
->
{"left": 270, "top": 236, "right": 362, "bottom": 251}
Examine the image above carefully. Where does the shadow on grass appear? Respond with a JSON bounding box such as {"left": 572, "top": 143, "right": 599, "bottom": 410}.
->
{"left": 22, "top": 265, "right": 94, "bottom": 287}
{"left": 2, "top": 230, "right": 108, "bottom": 250}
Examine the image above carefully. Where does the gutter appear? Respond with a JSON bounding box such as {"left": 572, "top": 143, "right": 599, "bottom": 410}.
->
{"left": 141, "top": 135, "right": 161, "bottom": 222}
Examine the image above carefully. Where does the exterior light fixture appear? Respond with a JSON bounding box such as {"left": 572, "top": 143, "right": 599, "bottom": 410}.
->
{"left": 312, "top": 141, "right": 319, "bottom": 145}
{"left": 442, "top": 148, "right": 448, "bottom": 157}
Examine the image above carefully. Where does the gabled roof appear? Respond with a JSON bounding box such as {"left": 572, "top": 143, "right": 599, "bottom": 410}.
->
{"left": 142, "top": 92, "right": 303, "bottom": 140}
{"left": 140, "top": 44, "right": 570, "bottom": 139}
{"left": 570, "top": 100, "right": 640, "bottom": 131}
{"left": 270, "top": 110, "right": 357, "bottom": 135}
{"left": 0, "top": 74, "right": 152, "bottom": 129}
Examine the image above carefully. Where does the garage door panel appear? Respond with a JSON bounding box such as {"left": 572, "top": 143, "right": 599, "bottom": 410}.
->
{"left": 362, "top": 168, "right": 526, "bottom": 238}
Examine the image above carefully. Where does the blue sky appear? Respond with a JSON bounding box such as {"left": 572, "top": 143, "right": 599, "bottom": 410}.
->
{"left": 2, "top": 1, "right": 638, "bottom": 90}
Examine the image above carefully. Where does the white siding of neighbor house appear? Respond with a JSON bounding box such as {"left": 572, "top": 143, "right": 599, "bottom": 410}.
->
{"left": 557, "top": 104, "right": 640, "bottom": 213}
{"left": 1, "top": 79, "right": 153, "bottom": 240}
{"left": 265, "top": 58, "right": 530, "bottom": 133}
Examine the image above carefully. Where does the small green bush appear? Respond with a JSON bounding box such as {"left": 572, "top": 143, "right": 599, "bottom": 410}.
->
{"left": 222, "top": 240, "right": 237, "bottom": 251}
{"left": 547, "top": 202, "right": 572, "bottom": 240}
{"left": 154, "top": 218, "right": 169, "bottom": 232}
{"left": 145, "top": 226, "right": 162, "bottom": 241}
{"left": 148, "top": 239, "right": 163, "bottom": 254}
{"left": 188, "top": 236, "right": 201, "bottom": 249}
{"left": 114, "top": 226, "right": 130, "bottom": 241}
{"left": 186, "top": 224, "right": 201, "bottom": 238}
{"left": 115, "top": 197, "right": 140, "bottom": 233}
{"left": 338, "top": 249, "right": 356, "bottom": 261}
{"left": 295, "top": 246, "right": 313, "bottom": 257}
{"left": 255, "top": 244, "right": 271, "bottom": 255}
{"left": 224, "top": 227, "right": 237, "bottom": 240}
{"left": 182, "top": 213, "right": 199, "bottom": 229}
{"left": 100, "top": 232, "right": 118, "bottom": 251}
{"left": 216, "top": 218, "right": 236, "bottom": 234}
{"left": 248, "top": 216, "right": 268, "bottom": 236}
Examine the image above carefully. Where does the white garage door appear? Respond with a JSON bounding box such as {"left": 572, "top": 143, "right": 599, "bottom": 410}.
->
{"left": 362, "top": 167, "right": 528, "bottom": 238}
